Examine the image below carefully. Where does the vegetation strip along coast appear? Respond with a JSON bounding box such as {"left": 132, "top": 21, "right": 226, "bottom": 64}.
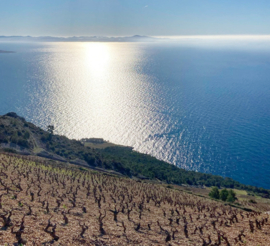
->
{"left": 0, "top": 112, "right": 269, "bottom": 198}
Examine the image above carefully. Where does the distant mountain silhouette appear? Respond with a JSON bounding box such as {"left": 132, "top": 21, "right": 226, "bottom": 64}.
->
{"left": 0, "top": 49, "right": 14, "bottom": 53}
{"left": 0, "top": 35, "right": 162, "bottom": 42}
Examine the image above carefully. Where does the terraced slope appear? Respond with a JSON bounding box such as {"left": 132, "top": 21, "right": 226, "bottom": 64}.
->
{"left": 0, "top": 153, "right": 269, "bottom": 245}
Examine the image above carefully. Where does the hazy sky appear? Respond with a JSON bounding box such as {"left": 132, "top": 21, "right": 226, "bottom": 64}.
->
{"left": 1, "top": 0, "right": 270, "bottom": 36}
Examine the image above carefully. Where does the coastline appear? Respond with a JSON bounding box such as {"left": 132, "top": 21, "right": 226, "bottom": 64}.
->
{"left": 1, "top": 112, "right": 270, "bottom": 198}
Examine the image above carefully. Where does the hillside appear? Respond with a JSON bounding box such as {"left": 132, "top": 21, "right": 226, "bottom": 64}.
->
{"left": 0, "top": 153, "right": 270, "bottom": 245}
{"left": 0, "top": 112, "right": 270, "bottom": 198}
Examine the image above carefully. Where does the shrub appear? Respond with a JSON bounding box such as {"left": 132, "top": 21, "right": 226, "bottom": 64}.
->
{"left": 2, "top": 148, "right": 17, "bottom": 153}
{"left": 226, "top": 190, "right": 236, "bottom": 203}
{"left": 220, "top": 189, "right": 229, "bottom": 201}
{"left": 209, "top": 187, "right": 220, "bottom": 199}
{"left": 0, "top": 134, "right": 8, "bottom": 143}
{"left": 23, "top": 131, "right": 30, "bottom": 139}
{"left": 17, "top": 138, "right": 29, "bottom": 148}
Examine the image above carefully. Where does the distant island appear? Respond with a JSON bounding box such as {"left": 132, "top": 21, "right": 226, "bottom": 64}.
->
{"left": 0, "top": 35, "right": 162, "bottom": 42}
{"left": 0, "top": 50, "right": 14, "bottom": 53}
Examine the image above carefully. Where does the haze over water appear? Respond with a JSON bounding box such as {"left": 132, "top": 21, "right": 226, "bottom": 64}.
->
{"left": 1, "top": 38, "right": 270, "bottom": 188}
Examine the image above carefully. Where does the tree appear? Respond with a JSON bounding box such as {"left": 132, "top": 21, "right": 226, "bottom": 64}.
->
{"left": 220, "top": 189, "right": 229, "bottom": 201}
{"left": 226, "top": 189, "right": 236, "bottom": 203}
{"left": 47, "top": 125, "right": 54, "bottom": 141}
{"left": 209, "top": 187, "right": 220, "bottom": 199}
{"left": 47, "top": 125, "right": 54, "bottom": 135}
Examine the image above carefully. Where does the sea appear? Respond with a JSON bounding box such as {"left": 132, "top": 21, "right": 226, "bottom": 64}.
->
{"left": 1, "top": 37, "right": 270, "bottom": 188}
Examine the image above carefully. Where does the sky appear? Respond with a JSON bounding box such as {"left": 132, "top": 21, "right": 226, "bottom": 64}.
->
{"left": 1, "top": 0, "right": 270, "bottom": 37}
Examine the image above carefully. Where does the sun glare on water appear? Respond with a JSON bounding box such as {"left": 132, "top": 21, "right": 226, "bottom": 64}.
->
{"left": 83, "top": 42, "right": 111, "bottom": 76}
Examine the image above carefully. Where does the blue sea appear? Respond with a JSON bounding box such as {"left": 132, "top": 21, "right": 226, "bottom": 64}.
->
{"left": 1, "top": 38, "right": 270, "bottom": 188}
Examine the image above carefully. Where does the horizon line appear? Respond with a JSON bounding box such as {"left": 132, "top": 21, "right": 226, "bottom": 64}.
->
{"left": 2, "top": 34, "right": 270, "bottom": 40}
{"left": 155, "top": 35, "right": 270, "bottom": 39}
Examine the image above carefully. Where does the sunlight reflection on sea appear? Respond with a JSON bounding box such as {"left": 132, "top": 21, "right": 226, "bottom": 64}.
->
{"left": 1, "top": 40, "right": 270, "bottom": 188}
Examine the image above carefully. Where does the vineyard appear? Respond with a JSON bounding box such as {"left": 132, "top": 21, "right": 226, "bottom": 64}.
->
{"left": 0, "top": 153, "right": 269, "bottom": 245}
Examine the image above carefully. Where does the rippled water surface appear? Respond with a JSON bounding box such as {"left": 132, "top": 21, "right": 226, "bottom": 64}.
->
{"left": 1, "top": 40, "right": 270, "bottom": 188}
